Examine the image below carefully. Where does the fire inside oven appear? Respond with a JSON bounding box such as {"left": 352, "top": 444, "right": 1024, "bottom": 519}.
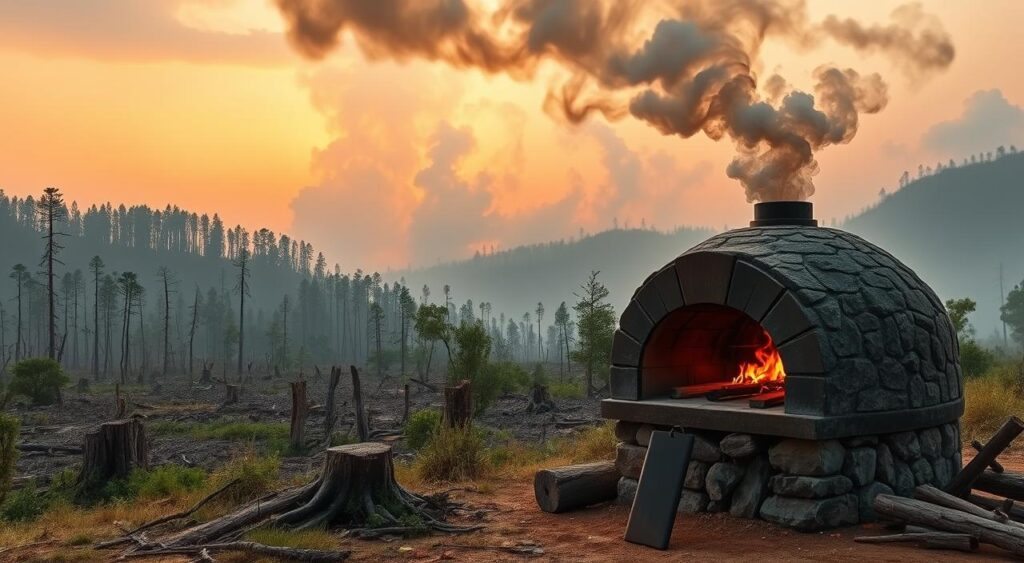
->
{"left": 641, "top": 303, "right": 786, "bottom": 408}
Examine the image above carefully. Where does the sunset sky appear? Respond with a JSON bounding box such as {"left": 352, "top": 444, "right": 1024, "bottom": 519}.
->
{"left": 1, "top": 1, "right": 1022, "bottom": 270}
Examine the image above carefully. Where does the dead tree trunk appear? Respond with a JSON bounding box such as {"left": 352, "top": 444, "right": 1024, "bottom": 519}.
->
{"left": 402, "top": 383, "right": 410, "bottom": 424}
{"left": 323, "top": 367, "right": 341, "bottom": 445}
{"left": 76, "top": 377, "right": 90, "bottom": 393}
{"left": 290, "top": 380, "right": 308, "bottom": 452}
{"left": 443, "top": 380, "right": 472, "bottom": 428}
{"left": 223, "top": 384, "right": 240, "bottom": 405}
{"left": 350, "top": 365, "right": 369, "bottom": 442}
{"left": 199, "top": 362, "right": 212, "bottom": 385}
{"left": 526, "top": 383, "right": 555, "bottom": 414}
{"left": 947, "top": 416, "right": 1024, "bottom": 496}
{"left": 534, "top": 461, "right": 619, "bottom": 513}
{"left": 78, "top": 419, "right": 148, "bottom": 487}
{"left": 114, "top": 383, "right": 126, "bottom": 418}
{"left": 854, "top": 532, "right": 978, "bottom": 552}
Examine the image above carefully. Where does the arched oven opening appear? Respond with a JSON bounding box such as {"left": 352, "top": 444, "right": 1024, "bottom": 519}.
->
{"left": 642, "top": 304, "right": 786, "bottom": 407}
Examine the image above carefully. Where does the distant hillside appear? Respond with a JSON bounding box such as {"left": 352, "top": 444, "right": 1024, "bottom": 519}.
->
{"left": 396, "top": 226, "right": 714, "bottom": 321}
{"left": 398, "top": 151, "right": 1024, "bottom": 343}
{"left": 843, "top": 151, "right": 1024, "bottom": 341}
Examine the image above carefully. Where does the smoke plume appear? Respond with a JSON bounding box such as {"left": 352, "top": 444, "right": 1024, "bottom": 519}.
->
{"left": 275, "top": 0, "right": 953, "bottom": 202}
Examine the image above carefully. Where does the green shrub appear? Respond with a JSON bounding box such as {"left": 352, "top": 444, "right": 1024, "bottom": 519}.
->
{"left": 405, "top": 409, "right": 441, "bottom": 451}
{"left": 9, "top": 357, "right": 69, "bottom": 405}
{"left": 210, "top": 450, "right": 281, "bottom": 504}
{"left": 150, "top": 420, "right": 291, "bottom": 455}
{"left": 415, "top": 425, "right": 486, "bottom": 483}
{"left": 549, "top": 380, "right": 586, "bottom": 399}
{"left": 961, "top": 340, "right": 996, "bottom": 378}
{"left": 963, "top": 363, "right": 1024, "bottom": 442}
{"left": 0, "top": 414, "right": 18, "bottom": 505}
{"left": 123, "top": 465, "right": 205, "bottom": 500}
{"left": 472, "top": 362, "right": 531, "bottom": 415}
{"left": 0, "top": 480, "right": 48, "bottom": 522}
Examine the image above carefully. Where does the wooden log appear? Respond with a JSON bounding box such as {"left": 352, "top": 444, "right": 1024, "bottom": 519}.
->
{"left": 290, "top": 380, "right": 308, "bottom": 452}
{"left": 534, "top": 461, "right": 619, "bottom": 513}
{"left": 78, "top": 419, "right": 148, "bottom": 486}
{"left": 705, "top": 383, "right": 766, "bottom": 402}
{"left": 914, "top": 485, "right": 1024, "bottom": 530}
{"left": 670, "top": 382, "right": 726, "bottom": 399}
{"left": 349, "top": 365, "right": 369, "bottom": 442}
{"left": 443, "top": 380, "right": 472, "bottom": 428}
{"left": 873, "top": 494, "right": 1024, "bottom": 556}
{"left": 854, "top": 532, "right": 978, "bottom": 552}
{"left": 323, "top": 367, "right": 341, "bottom": 444}
{"left": 749, "top": 390, "right": 785, "bottom": 409}
{"left": 16, "top": 443, "right": 83, "bottom": 455}
{"left": 972, "top": 440, "right": 1005, "bottom": 473}
{"left": 974, "top": 470, "right": 1024, "bottom": 501}
{"left": 969, "top": 494, "right": 1024, "bottom": 523}
{"left": 223, "top": 384, "right": 239, "bottom": 405}
{"left": 947, "top": 416, "right": 1024, "bottom": 496}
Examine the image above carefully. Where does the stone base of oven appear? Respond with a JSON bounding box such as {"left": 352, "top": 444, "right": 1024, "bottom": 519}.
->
{"left": 613, "top": 420, "right": 961, "bottom": 531}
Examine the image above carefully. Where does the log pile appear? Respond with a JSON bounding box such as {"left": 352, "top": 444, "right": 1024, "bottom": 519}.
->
{"left": 860, "top": 416, "right": 1024, "bottom": 556}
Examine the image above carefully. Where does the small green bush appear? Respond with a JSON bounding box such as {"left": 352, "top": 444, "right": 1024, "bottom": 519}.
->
{"left": 9, "top": 357, "right": 69, "bottom": 405}
{"left": 0, "top": 414, "right": 19, "bottom": 505}
{"left": 118, "top": 465, "right": 206, "bottom": 500}
{"left": 473, "top": 362, "right": 531, "bottom": 415}
{"left": 0, "top": 480, "right": 48, "bottom": 522}
{"left": 960, "top": 340, "right": 996, "bottom": 378}
{"left": 415, "top": 424, "right": 486, "bottom": 483}
{"left": 549, "top": 380, "right": 586, "bottom": 399}
{"left": 404, "top": 409, "right": 441, "bottom": 451}
{"left": 150, "top": 420, "right": 291, "bottom": 455}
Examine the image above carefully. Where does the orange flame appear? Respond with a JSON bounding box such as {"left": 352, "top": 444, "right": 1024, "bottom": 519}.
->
{"left": 732, "top": 330, "right": 786, "bottom": 386}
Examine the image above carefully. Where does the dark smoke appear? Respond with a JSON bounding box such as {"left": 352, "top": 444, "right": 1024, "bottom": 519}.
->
{"left": 275, "top": 0, "right": 953, "bottom": 202}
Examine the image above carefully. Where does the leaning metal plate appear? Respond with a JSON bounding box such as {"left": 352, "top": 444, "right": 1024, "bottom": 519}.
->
{"left": 624, "top": 430, "right": 694, "bottom": 550}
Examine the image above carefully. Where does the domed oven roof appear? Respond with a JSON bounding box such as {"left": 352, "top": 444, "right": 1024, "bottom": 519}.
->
{"left": 604, "top": 224, "right": 964, "bottom": 440}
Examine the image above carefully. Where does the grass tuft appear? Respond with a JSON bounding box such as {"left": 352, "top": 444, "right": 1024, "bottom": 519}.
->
{"left": 415, "top": 425, "right": 487, "bottom": 483}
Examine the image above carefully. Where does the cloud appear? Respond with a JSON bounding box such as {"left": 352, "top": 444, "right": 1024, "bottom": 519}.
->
{"left": 0, "top": 0, "right": 290, "bottom": 65}
{"left": 922, "top": 89, "right": 1024, "bottom": 157}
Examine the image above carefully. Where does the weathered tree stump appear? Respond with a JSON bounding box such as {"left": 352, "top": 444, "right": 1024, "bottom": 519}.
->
{"left": 526, "top": 384, "right": 556, "bottom": 414}
{"left": 443, "top": 380, "right": 472, "bottom": 428}
{"left": 76, "top": 378, "right": 90, "bottom": 393}
{"left": 290, "top": 380, "right": 308, "bottom": 452}
{"left": 224, "top": 384, "right": 240, "bottom": 405}
{"left": 78, "top": 418, "right": 148, "bottom": 486}
{"left": 534, "top": 461, "right": 619, "bottom": 513}
{"left": 199, "top": 362, "right": 212, "bottom": 385}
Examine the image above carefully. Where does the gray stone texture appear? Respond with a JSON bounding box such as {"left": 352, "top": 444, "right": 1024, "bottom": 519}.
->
{"left": 769, "top": 475, "right": 853, "bottom": 499}
{"left": 856, "top": 482, "right": 894, "bottom": 522}
{"left": 684, "top": 461, "right": 710, "bottom": 490}
{"left": 911, "top": 458, "right": 935, "bottom": 485}
{"left": 692, "top": 434, "right": 723, "bottom": 463}
{"left": 613, "top": 421, "right": 640, "bottom": 445}
{"left": 769, "top": 439, "right": 845, "bottom": 476}
{"left": 940, "top": 423, "right": 958, "bottom": 458}
{"left": 731, "top": 457, "right": 772, "bottom": 518}
{"left": 842, "top": 447, "right": 877, "bottom": 487}
{"left": 635, "top": 424, "right": 656, "bottom": 447}
{"left": 615, "top": 443, "right": 646, "bottom": 480}
{"left": 682, "top": 226, "right": 961, "bottom": 417}
{"left": 678, "top": 489, "right": 710, "bottom": 514}
{"left": 892, "top": 460, "right": 916, "bottom": 497}
{"left": 759, "top": 494, "right": 859, "bottom": 531}
{"left": 919, "top": 427, "right": 942, "bottom": 460}
{"left": 706, "top": 462, "right": 745, "bottom": 501}
{"left": 886, "top": 431, "right": 922, "bottom": 461}
{"left": 843, "top": 435, "right": 878, "bottom": 448}
{"left": 617, "top": 477, "right": 638, "bottom": 505}
{"left": 720, "top": 433, "right": 765, "bottom": 459}
{"left": 874, "top": 443, "right": 896, "bottom": 486}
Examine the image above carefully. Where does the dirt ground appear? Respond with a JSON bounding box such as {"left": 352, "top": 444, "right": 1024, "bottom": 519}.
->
{"left": 4, "top": 375, "right": 1022, "bottom": 561}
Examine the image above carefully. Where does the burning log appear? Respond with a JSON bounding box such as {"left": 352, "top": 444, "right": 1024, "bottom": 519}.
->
{"left": 534, "top": 461, "right": 619, "bottom": 513}
{"left": 749, "top": 390, "right": 785, "bottom": 409}
{"left": 873, "top": 494, "right": 1024, "bottom": 556}
{"left": 947, "top": 416, "right": 1024, "bottom": 496}
{"left": 670, "top": 382, "right": 727, "bottom": 399}
{"left": 706, "top": 383, "right": 778, "bottom": 402}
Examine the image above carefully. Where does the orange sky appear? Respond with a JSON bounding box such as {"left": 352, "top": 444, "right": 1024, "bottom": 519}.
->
{"left": 1, "top": 1, "right": 1022, "bottom": 270}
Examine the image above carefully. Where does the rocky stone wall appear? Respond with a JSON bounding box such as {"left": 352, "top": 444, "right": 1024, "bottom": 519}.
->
{"left": 614, "top": 420, "right": 961, "bottom": 531}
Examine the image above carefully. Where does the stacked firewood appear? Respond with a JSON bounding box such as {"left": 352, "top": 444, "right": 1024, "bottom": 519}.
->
{"left": 858, "top": 416, "right": 1024, "bottom": 556}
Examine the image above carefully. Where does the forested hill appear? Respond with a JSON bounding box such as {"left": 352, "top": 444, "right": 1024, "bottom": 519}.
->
{"left": 843, "top": 150, "right": 1024, "bottom": 339}
{"left": 396, "top": 226, "right": 714, "bottom": 321}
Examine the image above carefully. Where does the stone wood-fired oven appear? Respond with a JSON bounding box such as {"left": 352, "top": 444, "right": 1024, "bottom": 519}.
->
{"left": 605, "top": 202, "right": 964, "bottom": 530}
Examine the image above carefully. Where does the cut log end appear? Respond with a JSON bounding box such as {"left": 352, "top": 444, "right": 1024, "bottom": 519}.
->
{"left": 534, "top": 461, "right": 618, "bottom": 514}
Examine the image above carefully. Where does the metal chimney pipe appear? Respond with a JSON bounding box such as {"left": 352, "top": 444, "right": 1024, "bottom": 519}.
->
{"left": 750, "top": 201, "right": 818, "bottom": 227}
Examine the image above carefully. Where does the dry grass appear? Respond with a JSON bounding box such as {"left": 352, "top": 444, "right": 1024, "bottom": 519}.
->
{"left": 963, "top": 366, "right": 1024, "bottom": 444}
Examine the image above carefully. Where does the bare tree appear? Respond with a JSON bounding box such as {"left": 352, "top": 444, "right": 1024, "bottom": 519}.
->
{"left": 234, "top": 249, "right": 250, "bottom": 377}
{"left": 157, "top": 267, "right": 177, "bottom": 378}
{"left": 188, "top": 285, "right": 200, "bottom": 380}
{"left": 9, "top": 264, "right": 27, "bottom": 362}
{"left": 89, "top": 256, "right": 104, "bottom": 379}
{"left": 37, "top": 187, "right": 67, "bottom": 359}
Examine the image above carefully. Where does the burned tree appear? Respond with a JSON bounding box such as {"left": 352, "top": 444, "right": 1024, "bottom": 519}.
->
{"left": 89, "top": 256, "right": 104, "bottom": 379}
{"left": 9, "top": 264, "right": 27, "bottom": 362}
{"left": 234, "top": 249, "right": 250, "bottom": 378}
{"left": 78, "top": 418, "right": 148, "bottom": 490}
{"left": 157, "top": 267, "right": 176, "bottom": 378}
{"left": 290, "top": 380, "right": 308, "bottom": 452}
{"left": 37, "top": 187, "right": 67, "bottom": 360}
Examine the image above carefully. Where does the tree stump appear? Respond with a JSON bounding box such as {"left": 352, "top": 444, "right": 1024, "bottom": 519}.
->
{"left": 526, "top": 384, "right": 556, "bottom": 414}
{"left": 534, "top": 461, "right": 619, "bottom": 513}
{"left": 200, "top": 363, "right": 212, "bottom": 385}
{"left": 224, "top": 384, "right": 240, "bottom": 405}
{"left": 443, "top": 380, "right": 472, "bottom": 428}
{"left": 273, "top": 442, "right": 474, "bottom": 534}
{"left": 290, "top": 380, "right": 308, "bottom": 452}
{"left": 78, "top": 419, "right": 148, "bottom": 486}
{"left": 323, "top": 367, "right": 341, "bottom": 445}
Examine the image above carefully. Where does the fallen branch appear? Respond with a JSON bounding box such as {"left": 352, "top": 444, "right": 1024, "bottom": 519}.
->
{"left": 972, "top": 440, "right": 1005, "bottom": 473}
{"left": 16, "top": 443, "right": 83, "bottom": 455}
{"left": 874, "top": 494, "right": 1024, "bottom": 556}
{"left": 914, "top": 485, "right": 1024, "bottom": 530}
{"left": 438, "top": 542, "right": 545, "bottom": 557}
{"left": 121, "top": 541, "right": 350, "bottom": 561}
{"left": 854, "top": 532, "right": 978, "bottom": 552}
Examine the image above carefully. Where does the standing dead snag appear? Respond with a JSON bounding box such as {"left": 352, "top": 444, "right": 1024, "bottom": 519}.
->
{"left": 324, "top": 366, "right": 341, "bottom": 445}
{"left": 350, "top": 365, "right": 369, "bottom": 442}
{"left": 223, "top": 384, "right": 240, "bottom": 405}
{"left": 78, "top": 418, "right": 148, "bottom": 487}
{"left": 290, "top": 380, "right": 308, "bottom": 452}
{"left": 443, "top": 380, "right": 472, "bottom": 428}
